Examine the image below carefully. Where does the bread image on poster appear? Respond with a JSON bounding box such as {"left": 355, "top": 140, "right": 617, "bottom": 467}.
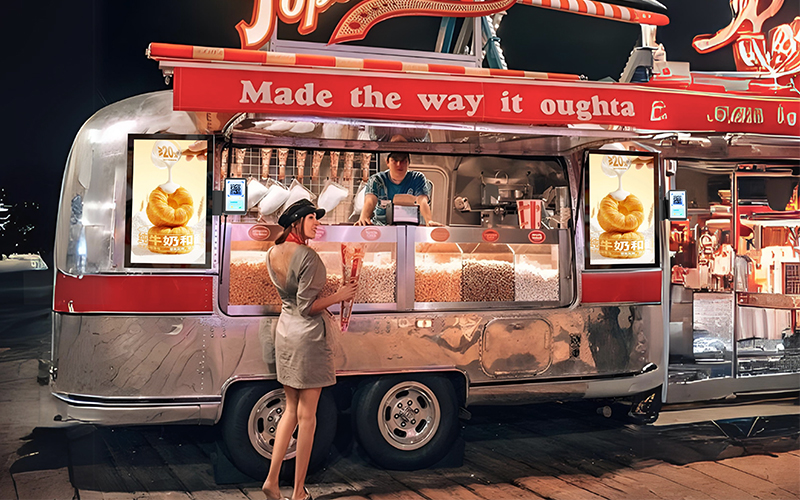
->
{"left": 588, "top": 153, "right": 655, "bottom": 265}
{"left": 129, "top": 138, "right": 208, "bottom": 265}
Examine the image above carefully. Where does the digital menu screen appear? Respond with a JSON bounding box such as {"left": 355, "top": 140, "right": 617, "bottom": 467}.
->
{"left": 125, "top": 135, "right": 212, "bottom": 268}
{"left": 586, "top": 151, "right": 658, "bottom": 268}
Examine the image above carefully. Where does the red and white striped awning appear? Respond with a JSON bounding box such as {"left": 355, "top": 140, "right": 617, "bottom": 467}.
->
{"left": 146, "top": 42, "right": 799, "bottom": 137}
{"left": 516, "top": 0, "right": 669, "bottom": 26}
{"left": 148, "top": 43, "right": 583, "bottom": 81}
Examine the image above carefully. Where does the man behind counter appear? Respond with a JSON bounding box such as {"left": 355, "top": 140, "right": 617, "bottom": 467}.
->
{"left": 355, "top": 152, "right": 440, "bottom": 226}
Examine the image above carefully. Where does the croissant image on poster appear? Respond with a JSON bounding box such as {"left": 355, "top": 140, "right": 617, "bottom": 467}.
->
{"left": 129, "top": 138, "right": 208, "bottom": 266}
{"left": 588, "top": 152, "right": 656, "bottom": 266}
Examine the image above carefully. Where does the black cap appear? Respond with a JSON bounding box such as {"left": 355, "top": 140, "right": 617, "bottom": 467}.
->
{"left": 278, "top": 199, "right": 325, "bottom": 228}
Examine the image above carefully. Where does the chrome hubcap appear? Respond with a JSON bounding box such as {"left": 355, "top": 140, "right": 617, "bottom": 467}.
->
{"left": 377, "top": 381, "right": 440, "bottom": 451}
{"left": 248, "top": 388, "right": 297, "bottom": 460}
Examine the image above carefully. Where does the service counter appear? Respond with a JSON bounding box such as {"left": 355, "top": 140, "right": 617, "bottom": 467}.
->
{"left": 222, "top": 223, "right": 572, "bottom": 316}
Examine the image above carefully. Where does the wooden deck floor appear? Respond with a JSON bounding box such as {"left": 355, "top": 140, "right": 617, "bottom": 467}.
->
{"left": 18, "top": 400, "right": 800, "bottom": 500}
{"left": 3, "top": 357, "right": 799, "bottom": 500}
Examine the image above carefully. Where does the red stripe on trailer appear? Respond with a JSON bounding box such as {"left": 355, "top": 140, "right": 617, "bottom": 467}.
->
{"left": 581, "top": 270, "right": 662, "bottom": 304}
{"left": 53, "top": 271, "right": 214, "bottom": 314}
{"left": 577, "top": 0, "right": 589, "bottom": 14}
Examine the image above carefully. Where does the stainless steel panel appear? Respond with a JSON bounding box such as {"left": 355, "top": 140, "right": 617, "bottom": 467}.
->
{"left": 52, "top": 299, "right": 662, "bottom": 418}
{"left": 481, "top": 318, "right": 552, "bottom": 377}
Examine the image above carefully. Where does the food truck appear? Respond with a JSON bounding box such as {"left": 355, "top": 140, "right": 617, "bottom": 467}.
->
{"left": 46, "top": 0, "right": 800, "bottom": 478}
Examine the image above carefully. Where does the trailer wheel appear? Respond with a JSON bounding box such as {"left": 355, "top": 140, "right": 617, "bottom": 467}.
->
{"left": 353, "top": 375, "right": 459, "bottom": 470}
{"left": 220, "top": 383, "right": 337, "bottom": 479}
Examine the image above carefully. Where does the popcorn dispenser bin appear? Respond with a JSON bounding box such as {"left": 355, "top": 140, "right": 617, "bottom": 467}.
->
{"left": 414, "top": 242, "right": 463, "bottom": 303}
{"left": 460, "top": 242, "right": 515, "bottom": 302}
{"left": 223, "top": 224, "right": 401, "bottom": 316}
{"left": 513, "top": 244, "right": 561, "bottom": 303}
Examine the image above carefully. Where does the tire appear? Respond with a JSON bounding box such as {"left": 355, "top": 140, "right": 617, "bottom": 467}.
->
{"left": 353, "top": 375, "right": 459, "bottom": 470}
{"left": 220, "top": 382, "right": 338, "bottom": 480}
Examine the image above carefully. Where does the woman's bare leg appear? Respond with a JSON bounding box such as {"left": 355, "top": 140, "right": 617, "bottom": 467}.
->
{"left": 262, "top": 386, "right": 299, "bottom": 499}
{"left": 292, "top": 387, "right": 322, "bottom": 500}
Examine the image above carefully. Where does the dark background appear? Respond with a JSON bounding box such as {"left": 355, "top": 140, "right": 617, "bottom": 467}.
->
{"left": 3, "top": 0, "right": 798, "bottom": 266}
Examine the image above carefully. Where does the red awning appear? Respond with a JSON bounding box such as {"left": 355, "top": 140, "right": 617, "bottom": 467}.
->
{"left": 148, "top": 43, "right": 800, "bottom": 137}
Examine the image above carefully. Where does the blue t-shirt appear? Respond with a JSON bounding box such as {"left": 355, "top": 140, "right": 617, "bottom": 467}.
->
{"left": 365, "top": 170, "right": 431, "bottom": 225}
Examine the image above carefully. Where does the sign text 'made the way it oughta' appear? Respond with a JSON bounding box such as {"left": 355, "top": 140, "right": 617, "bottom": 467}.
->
{"left": 239, "top": 80, "right": 634, "bottom": 120}
{"left": 170, "top": 66, "right": 800, "bottom": 135}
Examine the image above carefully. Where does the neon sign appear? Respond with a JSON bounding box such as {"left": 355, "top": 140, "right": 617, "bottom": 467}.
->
{"left": 238, "top": 0, "right": 516, "bottom": 48}
{"left": 692, "top": 0, "right": 800, "bottom": 76}
{"left": 237, "top": 0, "right": 670, "bottom": 50}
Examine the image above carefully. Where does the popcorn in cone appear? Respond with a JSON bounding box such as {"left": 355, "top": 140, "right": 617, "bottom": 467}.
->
{"left": 343, "top": 152, "right": 354, "bottom": 182}
{"left": 311, "top": 150, "right": 324, "bottom": 181}
{"left": 360, "top": 153, "right": 372, "bottom": 183}
{"left": 296, "top": 150, "right": 307, "bottom": 182}
{"left": 278, "top": 148, "right": 289, "bottom": 181}
{"left": 260, "top": 148, "right": 272, "bottom": 180}
{"left": 329, "top": 151, "right": 340, "bottom": 181}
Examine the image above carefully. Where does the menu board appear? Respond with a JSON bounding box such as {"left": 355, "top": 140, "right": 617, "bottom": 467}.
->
{"left": 586, "top": 151, "right": 658, "bottom": 268}
{"left": 125, "top": 135, "right": 212, "bottom": 268}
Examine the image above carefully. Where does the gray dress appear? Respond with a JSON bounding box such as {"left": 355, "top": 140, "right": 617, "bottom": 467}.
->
{"left": 266, "top": 244, "right": 336, "bottom": 389}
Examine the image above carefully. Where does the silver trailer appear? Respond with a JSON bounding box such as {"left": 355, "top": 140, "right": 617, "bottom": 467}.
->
{"left": 47, "top": 78, "right": 798, "bottom": 477}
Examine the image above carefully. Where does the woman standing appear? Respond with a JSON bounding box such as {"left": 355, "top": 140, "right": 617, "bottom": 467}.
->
{"left": 262, "top": 199, "right": 357, "bottom": 500}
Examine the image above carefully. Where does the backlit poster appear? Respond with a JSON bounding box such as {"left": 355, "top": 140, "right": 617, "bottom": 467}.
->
{"left": 586, "top": 151, "right": 658, "bottom": 268}
{"left": 125, "top": 135, "right": 212, "bottom": 268}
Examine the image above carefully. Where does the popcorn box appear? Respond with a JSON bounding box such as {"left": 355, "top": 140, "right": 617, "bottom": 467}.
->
{"left": 517, "top": 199, "right": 543, "bottom": 229}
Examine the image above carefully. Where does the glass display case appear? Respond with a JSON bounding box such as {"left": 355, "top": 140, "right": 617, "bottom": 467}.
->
{"left": 223, "top": 224, "right": 402, "bottom": 315}
{"left": 411, "top": 227, "right": 571, "bottom": 310}
{"left": 224, "top": 224, "right": 571, "bottom": 314}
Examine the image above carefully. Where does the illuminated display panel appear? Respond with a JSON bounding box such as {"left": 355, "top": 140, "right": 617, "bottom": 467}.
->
{"left": 125, "top": 134, "right": 213, "bottom": 269}
{"left": 585, "top": 151, "right": 659, "bottom": 269}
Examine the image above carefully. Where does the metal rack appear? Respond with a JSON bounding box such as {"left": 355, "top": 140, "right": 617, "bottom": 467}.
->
{"left": 228, "top": 146, "right": 379, "bottom": 224}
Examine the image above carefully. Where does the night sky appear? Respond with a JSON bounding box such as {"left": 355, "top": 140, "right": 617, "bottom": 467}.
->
{"left": 3, "top": 0, "right": 798, "bottom": 264}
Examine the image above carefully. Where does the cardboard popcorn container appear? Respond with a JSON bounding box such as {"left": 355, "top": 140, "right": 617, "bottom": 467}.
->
{"left": 517, "top": 199, "right": 543, "bottom": 229}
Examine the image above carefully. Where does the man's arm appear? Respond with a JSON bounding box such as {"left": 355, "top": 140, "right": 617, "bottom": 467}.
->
{"left": 416, "top": 195, "right": 441, "bottom": 226}
{"left": 356, "top": 193, "right": 379, "bottom": 225}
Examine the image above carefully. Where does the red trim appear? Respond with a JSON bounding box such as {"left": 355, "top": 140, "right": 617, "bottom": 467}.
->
{"left": 363, "top": 59, "right": 404, "bottom": 71}
{"left": 53, "top": 271, "right": 214, "bottom": 314}
{"left": 149, "top": 42, "right": 193, "bottom": 59}
{"left": 581, "top": 270, "right": 662, "bottom": 304}
{"left": 429, "top": 63, "right": 464, "bottom": 74}
{"left": 296, "top": 54, "right": 337, "bottom": 67}
{"left": 235, "top": 49, "right": 268, "bottom": 63}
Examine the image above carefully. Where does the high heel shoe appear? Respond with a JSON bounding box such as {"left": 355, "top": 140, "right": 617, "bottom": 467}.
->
{"left": 297, "top": 487, "right": 313, "bottom": 500}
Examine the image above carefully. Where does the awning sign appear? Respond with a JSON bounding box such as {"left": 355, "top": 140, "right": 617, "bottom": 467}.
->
{"left": 172, "top": 65, "right": 800, "bottom": 135}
